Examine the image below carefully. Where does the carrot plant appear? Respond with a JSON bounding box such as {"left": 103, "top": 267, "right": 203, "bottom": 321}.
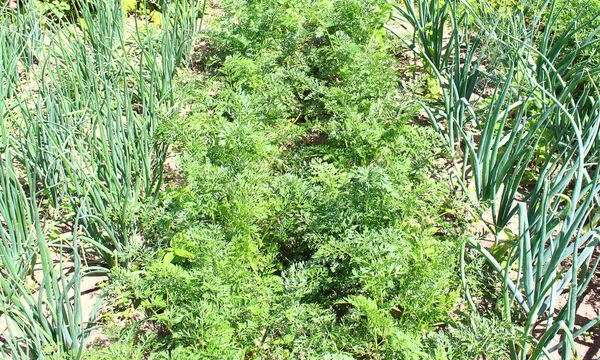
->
{"left": 84, "top": 0, "right": 490, "bottom": 358}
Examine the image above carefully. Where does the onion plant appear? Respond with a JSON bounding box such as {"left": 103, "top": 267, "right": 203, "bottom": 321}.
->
{"left": 388, "top": 0, "right": 484, "bottom": 157}
{"left": 1, "top": 0, "right": 204, "bottom": 357}
{"left": 392, "top": 0, "right": 600, "bottom": 358}
{"left": 12, "top": 0, "right": 204, "bottom": 264}
{"left": 1, "top": 31, "right": 104, "bottom": 357}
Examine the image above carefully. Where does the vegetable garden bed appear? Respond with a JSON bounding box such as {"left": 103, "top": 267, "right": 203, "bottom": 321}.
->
{"left": 1, "top": 0, "right": 599, "bottom": 359}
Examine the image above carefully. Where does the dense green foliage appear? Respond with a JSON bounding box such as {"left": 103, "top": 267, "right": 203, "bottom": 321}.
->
{"left": 88, "top": 0, "right": 476, "bottom": 358}
{"left": 2, "top": 0, "right": 599, "bottom": 359}
{"left": 28, "top": 0, "right": 168, "bottom": 22}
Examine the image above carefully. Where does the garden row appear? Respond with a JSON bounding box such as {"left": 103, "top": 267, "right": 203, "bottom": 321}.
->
{"left": 1, "top": 0, "right": 599, "bottom": 359}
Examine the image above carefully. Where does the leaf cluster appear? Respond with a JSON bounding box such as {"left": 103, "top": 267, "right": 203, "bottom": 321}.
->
{"left": 90, "top": 0, "right": 500, "bottom": 358}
